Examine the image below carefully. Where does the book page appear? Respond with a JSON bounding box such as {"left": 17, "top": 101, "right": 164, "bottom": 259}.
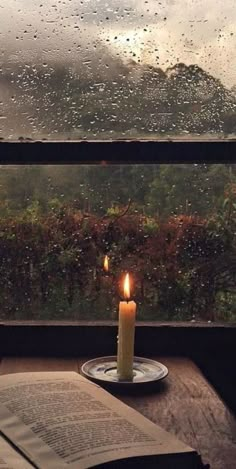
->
{"left": 0, "top": 434, "right": 34, "bottom": 469}
{"left": 0, "top": 372, "right": 195, "bottom": 469}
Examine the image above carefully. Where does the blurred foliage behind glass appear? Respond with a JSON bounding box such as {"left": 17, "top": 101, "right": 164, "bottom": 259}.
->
{"left": 0, "top": 164, "right": 235, "bottom": 322}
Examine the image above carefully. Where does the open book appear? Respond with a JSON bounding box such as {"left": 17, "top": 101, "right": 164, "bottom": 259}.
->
{"left": 0, "top": 371, "right": 204, "bottom": 469}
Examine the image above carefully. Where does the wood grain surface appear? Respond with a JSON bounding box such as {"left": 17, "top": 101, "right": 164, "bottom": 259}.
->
{"left": 0, "top": 356, "right": 235, "bottom": 469}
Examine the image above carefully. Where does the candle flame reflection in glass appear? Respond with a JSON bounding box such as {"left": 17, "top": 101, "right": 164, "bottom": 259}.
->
{"left": 104, "top": 255, "right": 109, "bottom": 272}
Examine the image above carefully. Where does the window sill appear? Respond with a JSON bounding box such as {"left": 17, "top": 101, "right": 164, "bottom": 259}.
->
{"left": 0, "top": 320, "right": 235, "bottom": 357}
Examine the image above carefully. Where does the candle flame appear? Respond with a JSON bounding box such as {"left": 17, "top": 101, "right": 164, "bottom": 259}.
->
{"left": 104, "top": 255, "right": 109, "bottom": 272}
{"left": 124, "top": 273, "right": 130, "bottom": 300}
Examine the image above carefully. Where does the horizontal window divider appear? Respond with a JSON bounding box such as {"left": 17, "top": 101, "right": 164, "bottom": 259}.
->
{"left": 0, "top": 140, "right": 235, "bottom": 164}
{"left": 0, "top": 321, "right": 235, "bottom": 357}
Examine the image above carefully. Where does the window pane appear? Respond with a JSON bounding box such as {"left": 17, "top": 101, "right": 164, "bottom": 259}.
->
{"left": 1, "top": 1, "right": 236, "bottom": 140}
{"left": 0, "top": 164, "right": 235, "bottom": 321}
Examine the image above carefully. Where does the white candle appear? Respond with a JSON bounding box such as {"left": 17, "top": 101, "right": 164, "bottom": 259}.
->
{"left": 117, "top": 273, "right": 136, "bottom": 380}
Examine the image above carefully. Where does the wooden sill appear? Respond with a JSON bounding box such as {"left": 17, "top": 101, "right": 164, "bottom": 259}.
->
{"left": 1, "top": 356, "right": 235, "bottom": 468}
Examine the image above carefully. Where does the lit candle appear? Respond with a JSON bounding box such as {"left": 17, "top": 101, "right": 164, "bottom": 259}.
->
{"left": 117, "top": 273, "right": 136, "bottom": 380}
{"left": 104, "top": 255, "right": 109, "bottom": 273}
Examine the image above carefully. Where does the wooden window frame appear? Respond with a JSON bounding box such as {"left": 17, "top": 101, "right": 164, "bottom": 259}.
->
{"left": 0, "top": 139, "right": 235, "bottom": 356}
{"left": 1, "top": 140, "right": 235, "bottom": 164}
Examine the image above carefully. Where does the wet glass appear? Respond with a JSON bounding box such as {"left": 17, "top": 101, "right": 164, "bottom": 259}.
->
{"left": 0, "top": 164, "right": 235, "bottom": 321}
{"left": 0, "top": 0, "right": 235, "bottom": 140}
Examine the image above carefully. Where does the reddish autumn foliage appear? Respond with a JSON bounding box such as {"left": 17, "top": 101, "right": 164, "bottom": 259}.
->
{"left": 0, "top": 209, "right": 234, "bottom": 321}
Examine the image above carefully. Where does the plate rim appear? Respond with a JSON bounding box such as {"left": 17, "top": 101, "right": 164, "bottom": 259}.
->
{"left": 80, "top": 356, "right": 168, "bottom": 388}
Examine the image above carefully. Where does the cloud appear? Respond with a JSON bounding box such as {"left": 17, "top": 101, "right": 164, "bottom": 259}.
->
{"left": 0, "top": 0, "right": 236, "bottom": 87}
{"left": 101, "top": 0, "right": 236, "bottom": 87}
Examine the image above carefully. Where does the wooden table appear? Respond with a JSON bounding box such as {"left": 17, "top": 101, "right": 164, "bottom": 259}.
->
{"left": 0, "top": 356, "right": 235, "bottom": 469}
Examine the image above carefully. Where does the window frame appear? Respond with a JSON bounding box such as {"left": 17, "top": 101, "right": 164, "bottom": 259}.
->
{"left": 0, "top": 140, "right": 235, "bottom": 164}
{"left": 0, "top": 139, "right": 235, "bottom": 356}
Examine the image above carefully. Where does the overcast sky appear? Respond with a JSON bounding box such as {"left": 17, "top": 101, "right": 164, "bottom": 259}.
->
{"left": 1, "top": 0, "right": 236, "bottom": 88}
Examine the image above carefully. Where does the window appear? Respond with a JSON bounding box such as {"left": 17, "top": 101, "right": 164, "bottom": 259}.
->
{"left": 0, "top": 0, "right": 235, "bottom": 139}
{"left": 0, "top": 1, "right": 235, "bottom": 325}
{"left": 0, "top": 162, "right": 235, "bottom": 323}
